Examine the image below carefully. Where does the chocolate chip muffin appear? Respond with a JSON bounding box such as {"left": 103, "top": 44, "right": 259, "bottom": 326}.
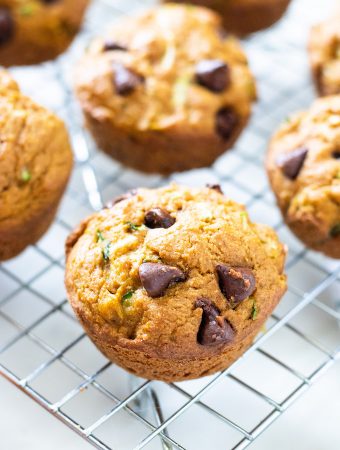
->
{"left": 0, "top": 70, "right": 73, "bottom": 261}
{"left": 74, "top": 4, "right": 256, "bottom": 175}
{"left": 267, "top": 95, "right": 340, "bottom": 258}
{"left": 0, "top": 0, "right": 89, "bottom": 66}
{"left": 65, "top": 184, "right": 286, "bottom": 381}
{"left": 163, "top": 0, "right": 292, "bottom": 36}
{"left": 309, "top": 14, "right": 340, "bottom": 96}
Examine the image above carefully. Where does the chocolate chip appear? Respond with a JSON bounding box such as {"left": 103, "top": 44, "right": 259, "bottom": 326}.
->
{"left": 144, "top": 208, "right": 175, "bottom": 229}
{"left": 114, "top": 64, "right": 144, "bottom": 96}
{"left": 195, "top": 59, "right": 230, "bottom": 93}
{"left": 105, "top": 189, "right": 137, "bottom": 208}
{"left": 139, "top": 263, "right": 186, "bottom": 298}
{"left": 215, "top": 107, "right": 238, "bottom": 140}
{"left": 0, "top": 8, "right": 14, "bottom": 45}
{"left": 103, "top": 41, "right": 128, "bottom": 52}
{"left": 216, "top": 264, "right": 256, "bottom": 304}
{"left": 276, "top": 147, "right": 308, "bottom": 180}
{"left": 206, "top": 184, "right": 223, "bottom": 194}
{"left": 195, "top": 298, "right": 235, "bottom": 346}
{"left": 332, "top": 150, "right": 340, "bottom": 159}
{"left": 330, "top": 223, "right": 340, "bottom": 238}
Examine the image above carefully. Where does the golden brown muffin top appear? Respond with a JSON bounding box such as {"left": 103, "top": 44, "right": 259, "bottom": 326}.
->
{"left": 309, "top": 14, "right": 340, "bottom": 96}
{"left": 267, "top": 95, "right": 340, "bottom": 243}
{"left": 66, "top": 184, "right": 286, "bottom": 359}
{"left": 0, "top": 70, "right": 73, "bottom": 224}
{"left": 75, "top": 4, "right": 256, "bottom": 136}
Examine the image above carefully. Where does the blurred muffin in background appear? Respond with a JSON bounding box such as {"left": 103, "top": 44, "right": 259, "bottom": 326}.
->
{"left": 309, "top": 13, "right": 340, "bottom": 96}
{"left": 162, "top": 0, "right": 292, "bottom": 36}
{"left": 0, "top": 0, "right": 89, "bottom": 66}
{"left": 0, "top": 70, "right": 73, "bottom": 260}
{"left": 74, "top": 4, "right": 256, "bottom": 175}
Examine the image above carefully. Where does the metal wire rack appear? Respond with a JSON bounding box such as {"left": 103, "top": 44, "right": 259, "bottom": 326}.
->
{"left": 1, "top": 0, "right": 340, "bottom": 449}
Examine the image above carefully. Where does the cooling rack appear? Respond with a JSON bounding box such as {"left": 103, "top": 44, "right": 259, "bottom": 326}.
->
{"left": 1, "top": 0, "right": 339, "bottom": 449}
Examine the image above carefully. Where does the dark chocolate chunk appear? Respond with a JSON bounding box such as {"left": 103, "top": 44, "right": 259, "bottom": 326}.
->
{"left": 195, "top": 298, "right": 235, "bottom": 346}
{"left": 215, "top": 107, "right": 238, "bottom": 140}
{"left": 332, "top": 150, "right": 340, "bottom": 159}
{"left": 195, "top": 59, "right": 230, "bottom": 93}
{"left": 105, "top": 189, "right": 137, "bottom": 208}
{"left": 144, "top": 208, "right": 175, "bottom": 229}
{"left": 276, "top": 147, "right": 308, "bottom": 180}
{"left": 103, "top": 41, "right": 128, "bottom": 52}
{"left": 206, "top": 184, "right": 223, "bottom": 194}
{"left": 114, "top": 64, "right": 144, "bottom": 96}
{"left": 0, "top": 8, "right": 13, "bottom": 45}
{"left": 216, "top": 264, "right": 256, "bottom": 304}
{"left": 139, "top": 263, "right": 186, "bottom": 298}
{"left": 330, "top": 223, "right": 340, "bottom": 238}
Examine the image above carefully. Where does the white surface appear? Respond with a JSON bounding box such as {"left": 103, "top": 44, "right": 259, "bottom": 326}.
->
{"left": 1, "top": 362, "right": 340, "bottom": 450}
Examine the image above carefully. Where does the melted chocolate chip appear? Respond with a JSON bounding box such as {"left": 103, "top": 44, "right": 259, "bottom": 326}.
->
{"left": 216, "top": 264, "right": 256, "bottom": 304}
{"left": 195, "top": 298, "right": 235, "bottom": 346}
{"left": 103, "top": 41, "right": 128, "bottom": 52}
{"left": 195, "top": 59, "right": 230, "bottom": 93}
{"left": 105, "top": 189, "right": 137, "bottom": 208}
{"left": 276, "top": 147, "right": 308, "bottom": 180}
{"left": 114, "top": 64, "right": 144, "bottom": 96}
{"left": 332, "top": 150, "right": 340, "bottom": 159}
{"left": 144, "top": 208, "right": 175, "bottom": 229}
{"left": 0, "top": 8, "right": 13, "bottom": 46}
{"left": 206, "top": 184, "right": 223, "bottom": 194}
{"left": 139, "top": 263, "right": 186, "bottom": 298}
{"left": 215, "top": 107, "right": 238, "bottom": 140}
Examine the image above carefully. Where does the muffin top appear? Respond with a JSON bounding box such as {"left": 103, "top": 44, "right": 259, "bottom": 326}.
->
{"left": 75, "top": 4, "right": 256, "bottom": 138}
{"left": 66, "top": 184, "right": 286, "bottom": 359}
{"left": 0, "top": 70, "right": 73, "bottom": 225}
{"left": 309, "top": 14, "right": 340, "bottom": 96}
{"left": 267, "top": 95, "right": 340, "bottom": 243}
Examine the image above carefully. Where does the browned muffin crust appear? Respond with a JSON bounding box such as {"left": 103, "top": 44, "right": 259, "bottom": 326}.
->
{"left": 65, "top": 185, "right": 286, "bottom": 381}
{"left": 309, "top": 14, "right": 340, "bottom": 96}
{"left": 0, "top": 70, "right": 73, "bottom": 261}
{"left": 74, "top": 4, "right": 256, "bottom": 175}
{"left": 0, "top": 0, "right": 89, "bottom": 66}
{"left": 163, "top": 0, "right": 292, "bottom": 36}
{"left": 266, "top": 95, "right": 340, "bottom": 258}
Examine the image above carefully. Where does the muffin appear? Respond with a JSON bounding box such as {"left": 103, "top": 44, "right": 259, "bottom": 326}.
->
{"left": 0, "top": 70, "right": 73, "bottom": 261}
{"left": 309, "top": 14, "right": 340, "bottom": 96}
{"left": 0, "top": 0, "right": 89, "bottom": 66}
{"left": 74, "top": 4, "right": 256, "bottom": 175}
{"left": 267, "top": 95, "right": 340, "bottom": 258}
{"left": 163, "top": 0, "right": 292, "bottom": 36}
{"left": 65, "top": 184, "right": 286, "bottom": 382}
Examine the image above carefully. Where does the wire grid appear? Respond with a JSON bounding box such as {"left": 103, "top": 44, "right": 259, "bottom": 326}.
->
{"left": 1, "top": 0, "right": 340, "bottom": 449}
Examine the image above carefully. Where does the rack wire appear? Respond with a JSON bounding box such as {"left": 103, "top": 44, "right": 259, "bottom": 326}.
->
{"left": 1, "top": 0, "right": 340, "bottom": 449}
